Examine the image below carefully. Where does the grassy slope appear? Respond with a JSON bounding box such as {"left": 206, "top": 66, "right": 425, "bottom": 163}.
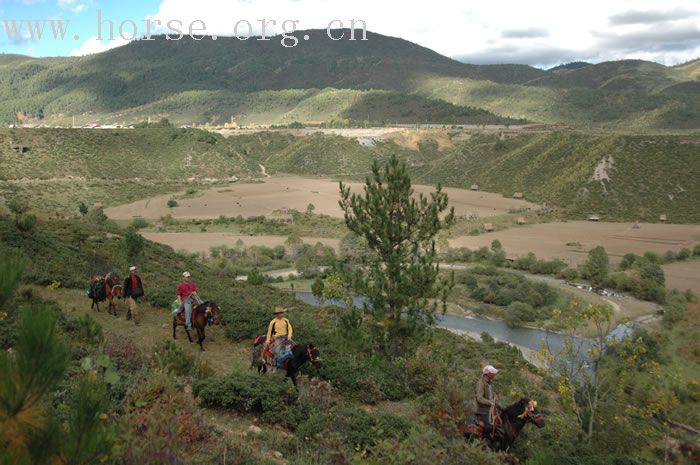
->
{"left": 0, "top": 32, "right": 697, "bottom": 128}
{"left": 1, "top": 128, "right": 699, "bottom": 222}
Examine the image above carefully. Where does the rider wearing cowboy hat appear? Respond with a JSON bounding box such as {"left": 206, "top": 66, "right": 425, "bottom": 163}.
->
{"left": 266, "top": 306, "right": 293, "bottom": 344}
{"left": 476, "top": 365, "right": 501, "bottom": 436}
{"left": 264, "top": 307, "right": 293, "bottom": 370}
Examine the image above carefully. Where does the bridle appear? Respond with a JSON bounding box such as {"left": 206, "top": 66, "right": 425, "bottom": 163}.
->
{"left": 307, "top": 346, "right": 321, "bottom": 363}
{"left": 517, "top": 399, "right": 544, "bottom": 425}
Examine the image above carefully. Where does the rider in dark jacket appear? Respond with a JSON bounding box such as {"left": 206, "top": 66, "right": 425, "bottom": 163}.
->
{"left": 122, "top": 266, "right": 144, "bottom": 324}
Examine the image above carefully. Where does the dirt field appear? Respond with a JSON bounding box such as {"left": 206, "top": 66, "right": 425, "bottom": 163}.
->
{"left": 662, "top": 262, "right": 700, "bottom": 293}
{"left": 448, "top": 221, "right": 700, "bottom": 266}
{"left": 143, "top": 232, "right": 340, "bottom": 256}
{"left": 105, "top": 175, "right": 539, "bottom": 221}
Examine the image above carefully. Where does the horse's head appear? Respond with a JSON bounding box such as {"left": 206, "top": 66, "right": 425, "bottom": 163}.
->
{"left": 306, "top": 343, "right": 321, "bottom": 365}
{"left": 110, "top": 285, "right": 123, "bottom": 298}
{"left": 204, "top": 302, "right": 222, "bottom": 325}
{"left": 516, "top": 398, "right": 545, "bottom": 428}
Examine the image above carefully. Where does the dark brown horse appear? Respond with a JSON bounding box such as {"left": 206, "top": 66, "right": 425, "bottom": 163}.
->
{"left": 463, "top": 398, "right": 545, "bottom": 451}
{"left": 90, "top": 272, "right": 122, "bottom": 316}
{"left": 172, "top": 301, "right": 221, "bottom": 351}
{"left": 251, "top": 341, "right": 321, "bottom": 388}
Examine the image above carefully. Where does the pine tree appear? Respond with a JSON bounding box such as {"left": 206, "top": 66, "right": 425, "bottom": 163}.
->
{"left": 339, "top": 155, "right": 455, "bottom": 338}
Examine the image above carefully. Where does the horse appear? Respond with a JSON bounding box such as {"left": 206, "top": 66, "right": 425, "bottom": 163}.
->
{"left": 90, "top": 272, "right": 122, "bottom": 316}
{"left": 172, "top": 301, "right": 221, "bottom": 351}
{"left": 251, "top": 340, "right": 321, "bottom": 389}
{"left": 462, "top": 398, "right": 545, "bottom": 451}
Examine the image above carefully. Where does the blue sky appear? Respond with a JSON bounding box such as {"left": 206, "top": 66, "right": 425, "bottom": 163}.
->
{"left": 0, "top": 0, "right": 160, "bottom": 56}
{"left": 1, "top": 0, "right": 699, "bottom": 66}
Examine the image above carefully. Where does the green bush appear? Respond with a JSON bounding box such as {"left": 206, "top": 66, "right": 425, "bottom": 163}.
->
{"left": 62, "top": 314, "right": 104, "bottom": 346}
{"left": 558, "top": 267, "right": 579, "bottom": 281}
{"left": 167, "top": 199, "right": 178, "bottom": 208}
{"left": 296, "top": 406, "right": 410, "bottom": 450}
{"left": 221, "top": 299, "right": 270, "bottom": 341}
{"left": 193, "top": 372, "right": 297, "bottom": 423}
{"left": 146, "top": 287, "right": 175, "bottom": 308}
{"left": 619, "top": 253, "right": 639, "bottom": 270}
{"left": 0, "top": 248, "right": 26, "bottom": 307}
{"left": 130, "top": 218, "right": 150, "bottom": 230}
{"left": 677, "top": 248, "right": 691, "bottom": 261}
{"left": 15, "top": 213, "right": 37, "bottom": 233}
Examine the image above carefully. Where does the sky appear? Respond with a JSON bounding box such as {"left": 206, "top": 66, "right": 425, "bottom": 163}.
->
{"left": 0, "top": 0, "right": 699, "bottom": 67}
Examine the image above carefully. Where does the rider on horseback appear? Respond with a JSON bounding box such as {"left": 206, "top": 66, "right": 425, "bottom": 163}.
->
{"left": 476, "top": 365, "right": 501, "bottom": 437}
{"left": 264, "top": 307, "right": 293, "bottom": 369}
{"left": 177, "top": 271, "right": 201, "bottom": 330}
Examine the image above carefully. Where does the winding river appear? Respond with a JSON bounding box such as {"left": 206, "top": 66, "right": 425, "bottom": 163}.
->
{"left": 293, "top": 291, "right": 634, "bottom": 365}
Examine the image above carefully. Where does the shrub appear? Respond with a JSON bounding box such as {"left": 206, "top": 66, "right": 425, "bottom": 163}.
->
{"left": 167, "top": 199, "right": 178, "bottom": 208}
{"left": 124, "top": 229, "right": 145, "bottom": 262}
{"left": 638, "top": 260, "right": 665, "bottom": 286}
{"left": 507, "top": 301, "right": 537, "bottom": 323}
{"left": 558, "top": 267, "right": 579, "bottom": 281}
{"left": 62, "top": 314, "right": 104, "bottom": 346}
{"left": 193, "top": 372, "right": 297, "bottom": 423}
{"left": 619, "top": 253, "right": 639, "bottom": 270}
{"left": 677, "top": 248, "right": 691, "bottom": 261}
{"left": 663, "top": 301, "right": 686, "bottom": 326}
{"left": 296, "top": 406, "right": 410, "bottom": 451}
{"left": 15, "top": 213, "right": 37, "bottom": 233}
{"left": 221, "top": 299, "right": 270, "bottom": 341}
{"left": 146, "top": 287, "right": 174, "bottom": 308}
{"left": 247, "top": 268, "right": 265, "bottom": 285}
{"left": 0, "top": 248, "right": 26, "bottom": 307}
{"left": 694, "top": 244, "right": 700, "bottom": 256}
{"left": 130, "top": 218, "right": 150, "bottom": 230}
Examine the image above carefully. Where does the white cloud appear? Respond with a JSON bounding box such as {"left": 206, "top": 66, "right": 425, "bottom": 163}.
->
{"left": 57, "top": 0, "right": 91, "bottom": 14}
{"left": 70, "top": 36, "right": 129, "bottom": 56}
{"left": 144, "top": 0, "right": 700, "bottom": 65}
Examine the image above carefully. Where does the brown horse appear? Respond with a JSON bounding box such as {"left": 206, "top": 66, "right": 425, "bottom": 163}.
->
{"left": 172, "top": 301, "right": 221, "bottom": 351}
{"left": 462, "top": 398, "right": 545, "bottom": 451}
{"left": 90, "top": 272, "right": 122, "bottom": 316}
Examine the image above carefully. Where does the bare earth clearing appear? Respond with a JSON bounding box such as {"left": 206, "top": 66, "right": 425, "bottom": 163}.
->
{"left": 142, "top": 232, "right": 340, "bottom": 256}
{"left": 448, "top": 221, "right": 700, "bottom": 267}
{"left": 105, "top": 175, "right": 539, "bottom": 221}
{"left": 662, "top": 262, "right": 700, "bottom": 293}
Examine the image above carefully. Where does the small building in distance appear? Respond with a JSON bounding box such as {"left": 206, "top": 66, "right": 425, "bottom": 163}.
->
{"left": 659, "top": 214, "right": 667, "bottom": 222}
{"left": 513, "top": 192, "right": 524, "bottom": 199}
{"left": 483, "top": 223, "right": 495, "bottom": 232}
{"left": 588, "top": 214, "right": 600, "bottom": 222}
{"left": 470, "top": 184, "right": 480, "bottom": 191}
{"left": 516, "top": 217, "right": 527, "bottom": 225}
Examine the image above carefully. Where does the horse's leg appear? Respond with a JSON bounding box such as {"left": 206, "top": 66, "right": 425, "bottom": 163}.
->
{"left": 184, "top": 327, "right": 193, "bottom": 343}
{"left": 197, "top": 327, "right": 205, "bottom": 351}
{"left": 172, "top": 317, "right": 177, "bottom": 339}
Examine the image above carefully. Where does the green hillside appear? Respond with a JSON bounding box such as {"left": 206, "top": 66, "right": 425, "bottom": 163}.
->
{"left": 1, "top": 128, "right": 698, "bottom": 222}
{"left": 0, "top": 31, "right": 697, "bottom": 128}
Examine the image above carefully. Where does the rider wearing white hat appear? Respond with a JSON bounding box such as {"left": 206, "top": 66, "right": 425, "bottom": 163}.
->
{"left": 476, "top": 365, "right": 500, "bottom": 436}
{"left": 122, "top": 265, "right": 144, "bottom": 324}
{"left": 177, "top": 271, "right": 199, "bottom": 330}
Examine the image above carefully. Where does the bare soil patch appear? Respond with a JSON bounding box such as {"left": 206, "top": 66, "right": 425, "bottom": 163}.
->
{"left": 106, "top": 175, "right": 538, "bottom": 221}
{"left": 449, "top": 221, "right": 700, "bottom": 267}
{"left": 662, "top": 261, "right": 700, "bottom": 293}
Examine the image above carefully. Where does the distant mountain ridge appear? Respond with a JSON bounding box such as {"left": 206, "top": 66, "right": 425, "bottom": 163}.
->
{"left": 0, "top": 30, "right": 697, "bottom": 128}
